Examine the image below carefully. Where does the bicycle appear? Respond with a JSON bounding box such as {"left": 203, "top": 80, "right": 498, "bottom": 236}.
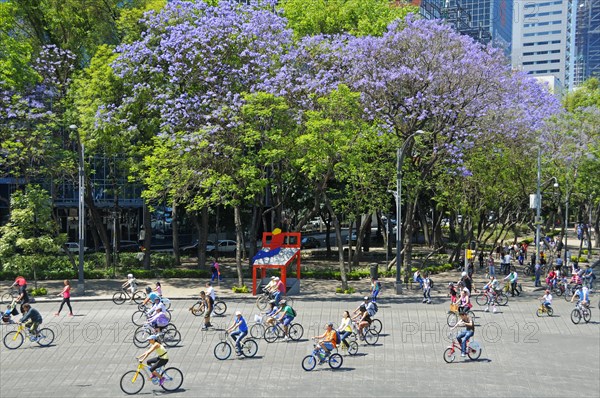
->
{"left": 447, "top": 303, "right": 476, "bottom": 328}
{"left": 137, "top": 298, "right": 171, "bottom": 312}
{"left": 564, "top": 284, "right": 582, "bottom": 301}
{"left": 249, "top": 314, "right": 269, "bottom": 339}
{"left": 503, "top": 281, "right": 522, "bottom": 297}
{"left": 264, "top": 319, "right": 304, "bottom": 343}
{"left": 546, "top": 281, "right": 565, "bottom": 297}
{"left": 1, "top": 286, "right": 18, "bottom": 304}
{"left": 256, "top": 288, "right": 294, "bottom": 310}
{"left": 443, "top": 332, "right": 482, "bottom": 363}
{"left": 3, "top": 322, "right": 55, "bottom": 349}
{"left": 189, "top": 297, "right": 227, "bottom": 316}
{"left": 119, "top": 360, "right": 183, "bottom": 395}
{"left": 113, "top": 288, "right": 146, "bottom": 305}
{"left": 570, "top": 301, "right": 592, "bottom": 324}
{"left": 133, "top": 323, "right": 181, "bottom": 348}
{"left": 536, "top": 300, "right": 554, "bottom": 317}
{"left": 131, "top": 308, "right": 172, "bottom": 327}
{"left": 475, "top": 289, "right": 508, "bottom": 307}
{"left": 337, "top": 335, "right": 359, "bottom": 356}
{"left": 213, "top": 331, "right": 258, "bottom": 360}
{"left": 351, "top": 319, "right": 379, "bottom": 345}
{"left": 301, "top": 339, "right": 343, "bottom": 371}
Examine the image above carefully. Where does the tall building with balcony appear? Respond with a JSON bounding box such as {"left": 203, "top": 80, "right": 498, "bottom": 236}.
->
{"left": 419, "top": 0, "right": 513, "bottom": 48}
{"left": 511, "top": 0, "right": 578, "bottom": 93}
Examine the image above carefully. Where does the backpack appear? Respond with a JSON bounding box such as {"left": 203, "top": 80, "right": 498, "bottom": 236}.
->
{"left": 334, "top": 329, "right": 341, "bottom": 345}
{"left": 429, "top": 278, "right": 434, "bottom": 289}
{"left": 289, "top": 306, "right": 297, "bottom": 317}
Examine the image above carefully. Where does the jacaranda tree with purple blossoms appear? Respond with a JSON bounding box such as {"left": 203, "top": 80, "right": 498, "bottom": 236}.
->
{"left": 107, "top": 0, "right": 293, "bottom": 283}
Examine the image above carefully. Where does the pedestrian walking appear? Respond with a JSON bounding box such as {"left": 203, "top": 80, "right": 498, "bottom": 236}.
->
{"left": 422, "top": 273, "right": 432, "bottom": 304}
{"left": 55, "top": 279, "right": 74, "bottom": 316}
{"left": 487, "top": 254, "right": 495, "bottom": 277}
{"left": 478, "top": 251, "right": 484, "bottom": 270}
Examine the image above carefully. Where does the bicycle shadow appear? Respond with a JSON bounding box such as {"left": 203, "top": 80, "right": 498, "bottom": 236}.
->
{"left": 457, "top": 357, "right": 492, "bottom": 364}
{"left": 154, "top": 387, "right": 188, "bottom": 395}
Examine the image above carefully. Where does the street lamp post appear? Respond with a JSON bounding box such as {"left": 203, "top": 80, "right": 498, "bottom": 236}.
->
{"left": 395, "top": 130, "right": 424, "bottom": 295}
{"left": 70, "top": 125, "right": 85, "bottom": 295}
{"left": 534, "top": 148, "right": 558, "bottom": 271}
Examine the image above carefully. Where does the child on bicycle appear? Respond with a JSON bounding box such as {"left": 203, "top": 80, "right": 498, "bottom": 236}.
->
{"left": 540, "top": 289, "right": 552, "bottom": 309}
{"left": 136, "top": 335, "right": 168, "bottom": 386}
{"left": 2, "top": 299, "right": 18, "bottom": 323}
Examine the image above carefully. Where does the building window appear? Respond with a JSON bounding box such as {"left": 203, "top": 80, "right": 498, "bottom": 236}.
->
{"left": 549, "top": 69, "right": 560, "bottom": 73}
{"left": 523, "top": 52, "right": 535, "bottom": 56}
{"left": 523, "top": 61, "right": 535, "bottom": 65}
{"left": 550, "top": 60, "right": 560, "bottom": 63}
{"left": 551, "top": 40, "right": 561, "bottom": 44}
{"left": 536, "top": 60, "right": 549, "bottom": 64}
{"left": 524, "top": 42, "right": 535, "bottom": 47}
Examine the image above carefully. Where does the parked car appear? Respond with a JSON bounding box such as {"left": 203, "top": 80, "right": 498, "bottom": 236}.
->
{"left": 345, "top": 232, "right": 358, "bottom": 244}
{"left": 181, "top": 240, "right": 214, "bottom": 254}
{"left": 65, "top": 242, "right": 88, "bottom": 253}
{"left": 301, "top": 236, "right": 321, "bottom": 249}
{"left": 207, "top": 240, "right": 237, "bottom": 255}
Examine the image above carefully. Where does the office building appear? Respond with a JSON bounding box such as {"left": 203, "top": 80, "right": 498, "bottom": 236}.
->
{"left": 574, "top": 0, "right": 600, "bottom": 85}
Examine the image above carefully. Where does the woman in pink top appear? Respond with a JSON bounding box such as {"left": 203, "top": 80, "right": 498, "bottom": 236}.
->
{"left": 55, "top": 279, "right": 73, "bottom": 316}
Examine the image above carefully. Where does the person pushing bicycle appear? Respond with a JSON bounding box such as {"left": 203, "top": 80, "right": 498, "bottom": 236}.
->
{"left": 136, "top": 335, "right": 168, "bottom": 386}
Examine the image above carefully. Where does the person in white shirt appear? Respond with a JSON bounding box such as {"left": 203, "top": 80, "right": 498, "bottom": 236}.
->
{"left": 541, "top": 290, "right": 552, "bottom": 308}
{"left": 422, "top": 274, "right": 431, "bottom": 304}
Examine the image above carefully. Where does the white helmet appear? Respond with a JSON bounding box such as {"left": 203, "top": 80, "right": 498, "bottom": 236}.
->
{"left": 127, "top": 273, "right": 133, "bottom": 278}
{"left": 461, "top": 271, "right": 467, "bottom": 277}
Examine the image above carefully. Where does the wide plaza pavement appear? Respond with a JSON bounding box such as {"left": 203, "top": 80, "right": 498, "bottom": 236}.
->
{"left": 1, "top": 286, "right": 598, "bottom": 398}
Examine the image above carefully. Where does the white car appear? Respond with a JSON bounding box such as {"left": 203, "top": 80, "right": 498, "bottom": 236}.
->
{"left": 66, "top": 242, "right": 87, "bottom": 253}
{"left": 206, "top": 240, "right": 238, "bottom": 254}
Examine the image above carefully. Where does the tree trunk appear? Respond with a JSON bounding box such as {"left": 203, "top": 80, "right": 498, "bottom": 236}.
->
{"left": 324, "top": 196, "right": 348, "bottom": 290}
{"left": 172, "top": 201, "right": 180, "bottom": 266}
{"left": 142, "top": 202, "right": 152, "bottom": 270}
{"left": 85, "top": 185, "right": 111, "bottom": 268}
{"left": 234, "top": 205, "right": 244, "bottom": 287}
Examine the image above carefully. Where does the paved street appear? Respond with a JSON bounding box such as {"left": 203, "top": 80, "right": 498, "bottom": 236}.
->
{"left": 1, "top": 291, "right": 598, "bottom": 398}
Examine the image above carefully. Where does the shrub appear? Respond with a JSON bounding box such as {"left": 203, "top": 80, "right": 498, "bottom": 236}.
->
{"left": 30, "top": 287, "right": 48, "bottom": 296}
{"left": 161, "top": 268, "right": 206, "bottom": 278}
{"left": 335, "top": 287, "right": 355, "bottom": 294}
{"left": 232, "top": 284, "right": 249, "bottom": 293}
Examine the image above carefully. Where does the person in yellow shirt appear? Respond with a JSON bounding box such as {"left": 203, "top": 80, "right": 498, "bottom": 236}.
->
{"left": 312, "top": 323, "right": 337, "bottom": 356}
{"left": 136, "top": 335, "right": 169, "bottom": 386}
{"left": 337, "top": 311, "right": 353, "bottom": 348}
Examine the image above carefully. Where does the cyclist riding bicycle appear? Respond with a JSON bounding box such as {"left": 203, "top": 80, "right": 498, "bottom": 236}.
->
{"left": 147, "top": 306, "right": 169, "bottom": 333}
{"left": 457, "top": 289, "right": 472, "bottom": 315}
{"left": 148, "top": 296, "right": 167, "bottom": 317}
{"left": 227, "top": 311, "right": 248, "bottom": 357}
{"left": 482, "top": 275, "right": 499, "bottom": 313}
{"left": 136, "top": 335, "right": 168, "bottom": 386}
{"left": 570, "top": 286, "right": 590, "bottom": 307}
{"left": 540, "top": 289, "right": 552, "bottom": 309}
{"left": 448, "top": 283, "right": 457, "bottom": 303}
{"left": 351, "top": 304, "right": 372, "bottom": 340}
{"left": 2, "top": 299, "right": 18, "bottom": 323}
{"left": 337, "top": 311, "right": 353, "bottom": 348}
{"left": 312, "top": 322, "right": 337, "bottom": 357}
{"left": 272, "top": 299, "right": 295, "bottom": 340}
{"left": 19, "top": 303, "right": 42, "bottom": 340}
{"left": 142, "top": 286, "right": 160, "bottom": 307}
{"left": 122, "top": 274, "right": 138, "bottom": 302}
{"left": 450, "top": 312, "right": 475, "bottom": 357}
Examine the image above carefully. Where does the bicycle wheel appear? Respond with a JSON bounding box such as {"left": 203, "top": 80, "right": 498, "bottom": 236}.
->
{"left": 1, "top": 292, "right": 13, "bottom": 304}
{"left": 36, "top": 328, "right": 54, "bottom": 347}
{"left": 164, "top": 310, "right": 172, "bottom": 322}
{"left": 467, "top": 310, "right": 476, "bottom": 319}
{"left": 3, "top": 331, "right": 23, "bottom": 349}
{"left": 249, "top": 324, "right": 265, "bottom": 339}
{"left": 112, "top": 291, "right": 127, "bottom": 305}
{"left": 162, "top": 329, "right": 181, "bottom": 348}
{"left": 241, "top": 339, "right": 258, "bottom": 358}
{"left": 131, "top": 311, "right": 147, "bottom": 326}
{"left": 328, "top": 353, "right": 343, "bottom": 369}
{"left": 496, "top": 293, "right": 508, "bottom": 306}
{"left": 571, "top": 309, "right": 582, "bottom": 324}
{"left": 214, "top": 342, "right": 232, "bottom": 360}
{"left": 302, "top": 355, "right": 317, "bottom": 371}
{"left": 371, "top": 319, "right": 383, "bottom": 334}
{"left": 120, "top": 370, "right": 144, "bottom": 395}
{"left": 256, "top": 295, "right": 269, "bottom": 311}
{"left": 443, "top": 347, "right": 455, "bottom": 363}
{"left": 547, "top": 307, "right": 554, "bottom": 317}
{"left": 475, "top": 293, "right": 487, "bottom": 306}
{"left": 468, "top": 341, "right": 482, "bottom": 360}
{"left": 447, "top": 312, "right": 458, "bottom": 327}
{"left": 160, "top": 367, "right": 183, "bottom": 392}
{"left": 264, "top": 326, "right": 279, "bottom": 343}
{"left": 364, "top": 329, "right": 379, "bottom": 345}
{"left": 133, "top": 327, "right": 150, "bottom": 348}
{"left": 347, "top": 341, "right": 358, "bottom": 356}
{"left": 213, "top": 301, "right": 227, "bottom": 316}
{"left": 132, "top": 291, "right": 146, "bottom": 305}
{"left": 190, "top": 302, "right": 205, "bottom": 316}
{"left": 583, "top": 308, "right": 591, "bottom": 323}
{"left": 536, "top": 308, "right": 543, "bottom": 317}
{"left": 288, "top": 323, "right": 304, "bottom": 341}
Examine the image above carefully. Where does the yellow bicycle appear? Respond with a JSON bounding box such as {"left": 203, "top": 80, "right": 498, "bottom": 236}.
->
{"left": 3, "top": 322, "right": 54, "bottom": 349}
{"left": 119, "top": 361, "right": 183, "bottom": 395}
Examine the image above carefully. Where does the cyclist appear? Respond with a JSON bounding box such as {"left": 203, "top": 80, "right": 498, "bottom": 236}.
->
{"left": 540, "top": 289, "right": 552, "bottom": 310}
{"left": 503, "top": 268, "right": 519, "bottom": 297}
{"left": 147, "top": 306, "right": 169, "bottom": 333}
{"left": 272, "top": 277, "right": 285, "bottom": 305}
{"left": 264, "top": 276, "right": 278, "bottom": 294}
{"left": 571, "top": 285, "right": 590, "bottom": 307}
{"left": 122, "top": 274, "right": 138, "bottom": 302}
{"left": 337, "top": 311, "right": 353, "bottom": 348}
{"left": 227, "top": 311, "right": 248, "bottom": 357}
{"left": 546, "top": 269, "right": 557, "bottom": 289}
{"left": 450, "top": 312, "right": 475, "bottom": 357}
{"left": 457, "top": 289, "right": 471, "bottom": 315}
{"left": 448, "top": 282, "right": 457, "bottom": 303}
{"left": 148, "top": 295, "right": 167, "bottom": 316}
{"left": 274, "top": 299, "right": 295, "bottom": 340}
{"left": 2, "top": 299, "right": 18, "bottom": 323}
{"left": 18, "top": 303, "right": 42, "bottom": 340}
{"left": 482, "top": 275, "right": 499, "bottom": 313}
{"left": 352, "top": 304, "right": 372, "bottom": 340}
{"left": 582, "top": 267, "right": 595, "bottom": 290}
{"left": 136, "top": 335, "right": 168, "bottom": 386}
{"left": 153, "top": 282, "right": 162, "bottom": 297}
{"left": 142, "top": 286, "right": 160, "bottom": 307}
{"left": 12, "top": 275, "right": 29, "bottom": 309}
{"left": 312, "top": 322, "right": 337, "bottom": 358}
